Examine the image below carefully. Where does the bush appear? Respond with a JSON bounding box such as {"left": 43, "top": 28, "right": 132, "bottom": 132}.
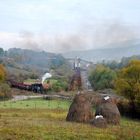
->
{"left": 89, "top": 65, "right": 117, "bottom": 90}
{"left": 51, "top": 79, "right": 68, "bottom": 92}
{"left": 0, "top": 83, "right": 12, "bottom": 100}
{"left": 117, "top": 99, "right": 140, "bottom": 118}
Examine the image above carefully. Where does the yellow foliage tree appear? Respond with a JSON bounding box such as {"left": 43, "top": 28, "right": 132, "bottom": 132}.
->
{"left": 115, "top": 60, "right": 140, "bottom": 109}
{"left": 0, "top": 64, "right": 6, "bottom": 82}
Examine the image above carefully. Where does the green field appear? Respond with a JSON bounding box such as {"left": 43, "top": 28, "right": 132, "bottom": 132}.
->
{"left": 0, "top": 98, "right": 71, "bottom": 109}
{"left": 0, "top": 98, "right": 140, "bottom": 140}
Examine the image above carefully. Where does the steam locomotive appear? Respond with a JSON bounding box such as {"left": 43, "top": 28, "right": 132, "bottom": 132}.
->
{"left": 9, "top": 80, "right": 46, "bottom": 93}
{"left": 8, "top": 72, "right": 52, "bottom": 93}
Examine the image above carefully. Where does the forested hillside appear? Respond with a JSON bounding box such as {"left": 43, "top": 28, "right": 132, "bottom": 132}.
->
{"left": 0, "top": 48, "right": 71, "bottom": 80}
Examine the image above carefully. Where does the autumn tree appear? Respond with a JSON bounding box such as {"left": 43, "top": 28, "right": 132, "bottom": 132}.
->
{"left": 115, "top": 60, "right": 140, "bottom": 114}
{"left": 0, "top": 64, "right": 6, "bottom": 82}
{"left": 89, "top": 65, "right": 117, "bottom": 90}
{"left": 0, "top": 64, "right": 11, "bottom": 100}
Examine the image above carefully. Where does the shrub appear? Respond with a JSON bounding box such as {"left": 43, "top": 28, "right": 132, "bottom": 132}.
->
{"left": 0, "top": 83, "right": 12, "bottom": 100}
{"left": 89, "top": 65, "right": 117, "bottom": 90}
{"left": 117, "top": 99, "right": 140, "bottom": 118}
{"left": 51, "top": 79, "right": 68, "bottom": 92}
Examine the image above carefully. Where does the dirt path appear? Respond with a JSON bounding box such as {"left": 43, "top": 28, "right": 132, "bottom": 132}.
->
{"left": 11, "top": 95, "right": 43, "bottom": 101}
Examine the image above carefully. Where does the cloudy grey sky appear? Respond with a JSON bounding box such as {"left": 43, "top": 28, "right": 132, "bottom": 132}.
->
{"left": 0, "top": 0, "right": 140, "bottom": 52}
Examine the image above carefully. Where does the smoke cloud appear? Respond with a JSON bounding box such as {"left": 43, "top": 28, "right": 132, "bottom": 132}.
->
{"left": 16, "top": 31, "right": 41, "bottom": 51}
{"left": 92, "top": 22, "right": 138, "bottom": 47}
{"left": 1, "top": 21, "right": 140, "bottom": 53}
{"left": 42, "top": 73, "right": 52, "bottom": 84}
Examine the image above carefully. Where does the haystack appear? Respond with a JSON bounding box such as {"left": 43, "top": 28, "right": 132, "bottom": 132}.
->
{"left": 91, "top": 115, "right": 107, "bottom": 128}
{"left": 95, "top": 96, "right": 120, "bottom": 125}
{"left": 66, "top": 94, "right": 93, "bottom": 123}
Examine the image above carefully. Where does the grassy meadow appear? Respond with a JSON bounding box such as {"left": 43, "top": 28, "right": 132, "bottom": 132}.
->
{"left": 0, "top": 98, "right": 140, "bottom": 140}
{"left": 0, "top": 98, "right": 71, "bottom": 109}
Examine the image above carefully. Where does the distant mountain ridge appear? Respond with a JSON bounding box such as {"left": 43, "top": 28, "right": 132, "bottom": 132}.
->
{"left": 63, "top": 39, "right": 140, "bottom": 62}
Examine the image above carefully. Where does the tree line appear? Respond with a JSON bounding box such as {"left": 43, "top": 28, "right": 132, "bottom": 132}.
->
{"left": 89, "top": 58, "right": 140, "bottom": 118}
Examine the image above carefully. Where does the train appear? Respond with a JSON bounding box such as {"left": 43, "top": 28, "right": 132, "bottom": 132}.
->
{"left": 8, "top": 80, "right": 49, "bottom": 93}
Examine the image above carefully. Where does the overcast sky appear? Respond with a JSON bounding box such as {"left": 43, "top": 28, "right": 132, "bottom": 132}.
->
{"left": 0, "top": 0, "right": 140, "bottom": 52}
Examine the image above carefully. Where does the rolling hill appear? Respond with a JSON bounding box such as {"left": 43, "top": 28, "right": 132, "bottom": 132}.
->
{"left": 0, "top": 48, "right": 70, "bottom": 77}
{"left": 63, "top": 39, "right": 140, "bottom": 62}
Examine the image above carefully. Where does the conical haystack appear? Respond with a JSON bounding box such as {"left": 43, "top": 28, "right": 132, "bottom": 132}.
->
{"left": 66, "top": 94, "right": 93, "bottom": 123}
{"left": 95, "top": 96, "right": 120, "bottom": 125}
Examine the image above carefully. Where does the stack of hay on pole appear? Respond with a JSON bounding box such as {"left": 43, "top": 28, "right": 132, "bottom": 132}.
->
{"left": 66, "top": 93, "right": 93, "bottom": 123}
{"left": 95, "top": 96, "right": 120, "bottom": 125}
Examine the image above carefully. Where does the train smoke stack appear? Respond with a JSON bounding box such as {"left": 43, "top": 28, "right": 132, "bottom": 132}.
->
{"left": 42, "top": 73, "right": 52, "bottom": 84}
